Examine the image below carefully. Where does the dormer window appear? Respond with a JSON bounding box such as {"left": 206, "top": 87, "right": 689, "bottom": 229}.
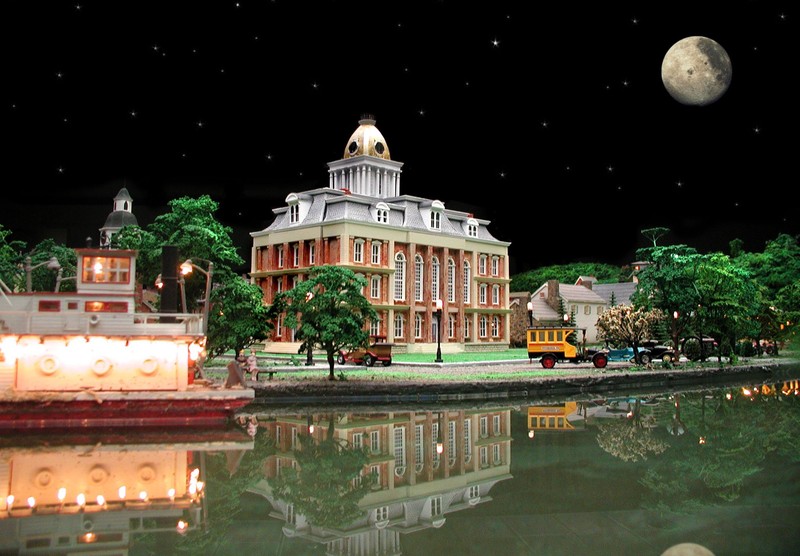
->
{"left": 286, "top": 193, "right": 300, "bottom": 224}
{"left": 430, "top": 200, "right": 444, "bottom": 230}
{"left": 375, "top": 202, "right": 389, "bottom": 223}
{"left": 466, "top": 218, "right": 478, "bottom": 238}
{"left": 348, "top": 140, "right": 359, "bottom": 155}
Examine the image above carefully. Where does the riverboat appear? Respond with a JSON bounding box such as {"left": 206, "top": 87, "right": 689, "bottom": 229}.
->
{"left": 0, "top": 248, "right": 253, "bottom": 429}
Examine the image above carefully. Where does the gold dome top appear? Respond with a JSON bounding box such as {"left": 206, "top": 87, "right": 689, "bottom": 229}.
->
{"left": 343, "top": 115, "right": 391, "bottom": 160}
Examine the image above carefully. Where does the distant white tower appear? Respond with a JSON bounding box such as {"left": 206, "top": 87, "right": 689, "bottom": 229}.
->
{"left": 99, "top": 187, "right": 138, "bottom": 247}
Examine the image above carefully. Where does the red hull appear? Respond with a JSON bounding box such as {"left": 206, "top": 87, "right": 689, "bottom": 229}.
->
{"left": 0, "top": 398, "right": 253, "bottom": 429}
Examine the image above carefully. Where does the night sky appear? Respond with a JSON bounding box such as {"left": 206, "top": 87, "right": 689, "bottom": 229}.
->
{"left": 3, "top": 1, "right": 796, "bottom": 274}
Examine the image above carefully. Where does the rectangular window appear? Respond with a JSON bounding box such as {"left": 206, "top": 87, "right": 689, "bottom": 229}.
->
{"left": 493, "top": 444, "right": 501, "bottom": 464}
{"left": 277, "top": 247, "right": 284, "bottom": 268}
{"left": 479, "top": 255, "right": 487, "bottom": 275}
{"left": 479, "top": 284, "right": 487, "bottom": 304}
{"left": 85, "top": 301, "right": 128, "bottom": 313}
{"left": 371, "top": 242, "right": 381, "bottom": 264}
{"left": 480, "top": 446, "right": 488, "bottom": 466}
{"left": 81, "top": 255, "right": 131, "bottom": 284}
{"left": 289, "top": 204, "right": 299, "bottom": 223}
{"left": 463, "top": 419, "right": 472, "bottom": 457}
{"left": 492, "top": 285, "right": 499, "bottom": 305}
{"left": 415, "top": 425, "right": 424, "bottom": 465}
{"left": 370, "top": 430, "right": 380, "bottom": 453}
{"left": 291, "top": 427, "right": 298, "bottom": 449}
{"left": 491, "top": 257, "right": 499, "bottom": 276}
{"left": 493, "top": 414, "right": 500, "bottom": 435}
{"left": 479, "top": 416, "right": 488, "bottom": 437}
{"left": 432, "top": 496, "right": 443, "bottom": 516}
{"left": 292, "top": 244, "right": 299, "bottom": 267}
{"left": 276, "top": 425, "right": 282, "bottom": 445}
{"left": 584, "top": 305, "right": 591, "bottom": 315}
{"left": 354, "top": 241, "right": 364, "bottom": 263}
{"left": 38, "top": 300, "right": 60, "bottom": 312}
{"left": 309, "top": 243, "right": 316, "bottom": 265}
{"left": 352, "top": 432, "right": 363, "bottom": 449}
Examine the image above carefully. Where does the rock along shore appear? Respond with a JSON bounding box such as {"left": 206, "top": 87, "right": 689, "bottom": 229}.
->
{"left": 209, "top": 357, "right": 800, "bottom": 411}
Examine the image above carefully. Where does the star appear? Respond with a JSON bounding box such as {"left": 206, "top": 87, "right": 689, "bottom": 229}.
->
{"left": 312, "top": 82, "right": 319, "bottom": 89}
{"left": 631, "top": 17, "right": 638, "bottom": 24}
{"left": 75, "top": 3, "right": 82, "bottom": 10}
{"left": 676, "top": 180, "right": 683, "bottom": 188}
{"left": 265, "top": 153, "right": 273, "bottom": 161}
{"left": 753, "top": 127, "right": 761, "bottom": 134}
{"left": 499, "top": 172, "right": 506, "bottom": 178}
{"left": 607, "top": 165, "right": 614, "bottom": 173}
{"left": 197, "top": 121, "right": 204, "bottom": 128}
{"left": 541, "top": 121, "right": 548, "bottom": 128}
{"left": 130, "top": 110, "right": 137, "bottom": 117}
{"left": 57, "top": 166, "right": 64, "bottom": 174}
{"left": 418, "top": 109, "right": 425, "bottom": 116}
{"left": 490, "top": 38, "right": 500, "bottom": 47}
{"left": 56, "top": 72, "right": 63, "bottom": 79}
{"left": 152, "top": 45, "right": 160, "bottom": 52}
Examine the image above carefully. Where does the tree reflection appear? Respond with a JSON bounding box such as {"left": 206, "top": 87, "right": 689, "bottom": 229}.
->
{"left": 268, "top": 415, "right": 374, "bottom": 529}
{"left": 639, "top": 383, "right": 800, "bottom": 513}
{"left": 595, "top": 398, "right": 669, "bottom": 462}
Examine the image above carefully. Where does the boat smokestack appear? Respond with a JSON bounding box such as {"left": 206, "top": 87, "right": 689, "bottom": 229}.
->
{"left": 161, "top": 245, "right": 179, "bottom": 319}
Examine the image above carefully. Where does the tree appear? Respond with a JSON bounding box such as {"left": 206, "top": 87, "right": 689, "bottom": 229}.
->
{"left": 205, "top": 276, "right": 271, "bottom": 359}
{"left": 269, "top": 416, "right": 374, "bottom": 529}
{"left": 641, "top": 227, "right": 670, "bottom": 247}
{"left": 595, "top": 305, "right": 665, "bottom": 363}
{"left": 111, "top": 196, "right": 267, "bottom": 355}
{"left": 269, "top": 266, "right": 379, "bottom": 380}
{"left": 509, "top": 262, "right": 626, "bottom": 293}
{"left": 0, "top": 225, "right": 27, "bottom": 291}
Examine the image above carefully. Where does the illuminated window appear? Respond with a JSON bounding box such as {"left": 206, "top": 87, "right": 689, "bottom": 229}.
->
{"left": 81, "top": 255, "right": 130, "bottom": 284}
{"left": 38, "top": 300, "right": 60, "bottom": 312}
{"left": 85, "top": 301, "right": 127, "bottom": 313}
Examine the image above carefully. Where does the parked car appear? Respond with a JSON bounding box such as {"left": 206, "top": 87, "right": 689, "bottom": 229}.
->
{"left": 337, "top": 335, "right": 394, "bottom": 367}
{"left": 681, "top": 336, "right": 718, "bottom": 361}
{"left": 639, "top": 340, "right": 678, "bottom": 363}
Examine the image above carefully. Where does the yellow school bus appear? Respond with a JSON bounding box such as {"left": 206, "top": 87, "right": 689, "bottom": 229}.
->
{"left": 526, "top": 326, "right": 608, "bottom": 369}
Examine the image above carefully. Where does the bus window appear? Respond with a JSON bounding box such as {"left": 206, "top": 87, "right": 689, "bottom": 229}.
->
{"left": 556, "top": 331, "right": 563, "bottom": 341}
{"left": 548, "top": 330, "right": 554, "bottom": 342}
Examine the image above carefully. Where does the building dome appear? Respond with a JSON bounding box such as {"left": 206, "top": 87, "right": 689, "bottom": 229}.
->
{"left": 343, "top": 115, "right": 391, "bottom": 160}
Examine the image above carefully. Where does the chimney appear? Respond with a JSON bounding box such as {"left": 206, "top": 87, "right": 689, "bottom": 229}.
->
{"left": 546, "top": 279, "right": 560, "bottom": 310}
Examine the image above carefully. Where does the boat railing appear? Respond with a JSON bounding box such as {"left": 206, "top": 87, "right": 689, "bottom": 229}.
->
{"left": 0, "top": 310, "right": 205, "bottom": 337}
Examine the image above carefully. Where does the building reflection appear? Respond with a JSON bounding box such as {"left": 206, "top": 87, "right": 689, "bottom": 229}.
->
{"left": 249, "top": 408, "right": 514, "bottom": 554}
{"left": 0, "top": 429, "right": 253, "bottom": 554}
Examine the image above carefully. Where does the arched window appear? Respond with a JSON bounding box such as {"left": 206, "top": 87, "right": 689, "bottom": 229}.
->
{"left": 370, "top": 275, "right": 381, "bottom": 299}
{"left": 464, "top": 316, "right": 471, "bottom": 341}
{"left": 479, "top": 315, "right": 488, "bottom": 338}
{"left": 394, "top": 253, "right": 406, "bottom": 301}
{"left": 414, "top": 254, "right": 424, "bottom": 302}
{"left": 492, "top": 316, "right": 500, "bottom": 337}
{"left": 414, "top": 313, "right": 423, "bottom": 338}
{"left": 462, "top": 261, "right": 471, "bottom": 304}
{"left": 492, "top": 284, "right": 500, "bottom": 305}
{"left": 394, "top": 313, "right": 405, "bottom": 339}
{"left": 447, "top": 258, "right": 456, "bottom": 303}
{"left": 431, "top": 256, "right": 440, "bottom": 301}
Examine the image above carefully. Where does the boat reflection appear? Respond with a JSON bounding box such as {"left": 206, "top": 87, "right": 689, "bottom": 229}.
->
{"left": 0, "top": 428, "right": 253, "bottom": 554}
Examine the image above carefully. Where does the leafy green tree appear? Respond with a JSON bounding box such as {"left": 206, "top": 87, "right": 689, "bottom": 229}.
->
{"left": 595, "top": 305, "right": 665, "bottom": 362}
{"left": 205, "top": 276, "right": 271, "bottom": 359}
{"left": 510, "top": 262, "right": 626, "bottom": 293}
{"left": 0, "top": 225, "right": 27, "bottom": 291}
{"left": 269, "top": 416, "right": 374, "bottom": 529}
{"left": 269, "top": 266, "right": 379, "bottom": 380}
{"left": 28, "top": 239, "right": 78, "bottom": 293}
{"left": 111, "top": 196, "right": 267, "bottom": 356}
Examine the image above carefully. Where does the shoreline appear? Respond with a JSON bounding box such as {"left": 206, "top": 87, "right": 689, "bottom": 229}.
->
{"left": 210, "top": 357, "right": 800, "bottom": 411}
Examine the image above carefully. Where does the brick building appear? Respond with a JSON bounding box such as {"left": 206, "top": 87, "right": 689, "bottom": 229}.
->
{"left": 250, "top": 116, "right": 511, "bottom": 354}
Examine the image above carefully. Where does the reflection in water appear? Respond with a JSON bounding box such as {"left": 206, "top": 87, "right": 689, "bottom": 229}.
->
{"left": 1, "top": 376, "right": 800, "bottom": 555}
{"left": 0, "top": 429, "right": 254, "bottom": 554}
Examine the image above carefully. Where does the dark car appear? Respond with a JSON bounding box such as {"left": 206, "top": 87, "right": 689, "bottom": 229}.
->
{"left": 640, "top": 340, "right": 678, "bottom": 363}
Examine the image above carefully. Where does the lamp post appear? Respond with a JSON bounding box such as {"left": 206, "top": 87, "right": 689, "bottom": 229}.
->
{"left": 54, "top": 268, "right": 77, "bottom": 292}
{"left": 25, "top": 256, "right": 61, "bottom": 292}
{"left": 180, "top": 259, "right": 214, "bottom": 334}
{"left": 526, "top": 301, "right": 534, "bottom": 327}
{"left": 155, "top": 274, "right": 188, "bottom": 313}
{"left": 433, "top": 299, "right": 443, "bottom": 363}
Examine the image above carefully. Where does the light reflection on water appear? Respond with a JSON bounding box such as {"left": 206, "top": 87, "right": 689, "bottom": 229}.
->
{"left": 2, "top": 373, "right": 800, "bottom": 556}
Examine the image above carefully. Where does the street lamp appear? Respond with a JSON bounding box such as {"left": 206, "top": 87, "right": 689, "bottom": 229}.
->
{"left": 526, "top": 301, "right": 534, "bottom": 326}
{"left": 155, "top": 274, "right": 188, "bottom": 313}
{"left": 54, "top": 268, "right": 77, "bottom": 292}
{"left": 433, "top": 299, "right": 443, "bottom": 363}
{"left": 180, "top": 259, "right": 214, "bottom": 334}
{"left": 25, "top": 256, "right": 61, "bottom": 292}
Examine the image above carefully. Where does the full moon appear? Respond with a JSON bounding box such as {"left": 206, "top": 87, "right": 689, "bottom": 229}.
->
{"left": 661, "top": 36, "right": 732, "bottom": 106}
